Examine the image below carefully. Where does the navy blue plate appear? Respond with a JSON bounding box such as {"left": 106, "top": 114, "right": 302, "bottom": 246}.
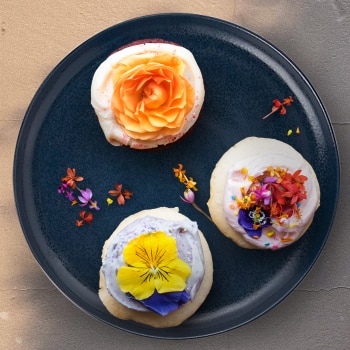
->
{"left": 13, "top": 14, "right": 339, "bottom": 339}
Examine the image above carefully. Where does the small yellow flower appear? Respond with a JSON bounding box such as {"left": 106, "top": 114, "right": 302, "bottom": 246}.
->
{"left": 173, "top": 164, "right": 186, "bottom": 182}
{"left": 185, "top": 176, "right": 198, "bottom": 191}
{"left": 117, "top": 231, "right": 191, "bottom": 300}
{"left": 106, "top": 198, "right": 113, "bottom": 206}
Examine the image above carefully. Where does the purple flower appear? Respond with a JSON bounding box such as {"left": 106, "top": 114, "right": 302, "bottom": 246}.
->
{"left": 128, "top": 290, "right": 190, "bottom": 316}
{"left": 180, "top": 189, "right": 195, "bottom": 204}
{"left": 65, "top": 190, "right": 75, "bottom": 202}
{"left": 89, "top": 200, "right": 100, "bottom": 211}
{"left": 58, "top": 183, "right": 69, "bottom": 194}
{"left": 238, "top": 208, "right": 271, "bottom": 239}
{"left": 78, "top": 188, "right": 93, "bottom": 207}
{"left": 253, "top": 184, "right": 271, "bottom": 206}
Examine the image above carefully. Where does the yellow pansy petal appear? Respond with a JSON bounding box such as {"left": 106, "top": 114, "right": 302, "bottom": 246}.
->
{"left": 117, "top": 231, "right": 192, "bottom": 301}
{"left": 117, "top": 266, "right": 155, "bottom": 300}
{"left": 154, "top": 259, "right": 191, "bottom": 294}
{"left": 123, "top": 231, "right": 177, "bottom": 267}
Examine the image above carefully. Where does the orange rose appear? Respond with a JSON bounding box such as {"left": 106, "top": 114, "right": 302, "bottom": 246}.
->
{"left": 111, "top": 52, "right": 195, "bottom": 141}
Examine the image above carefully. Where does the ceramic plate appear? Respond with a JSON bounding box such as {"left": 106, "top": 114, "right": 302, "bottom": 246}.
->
{"left": 13, "top": 14, "right": 339, "bottom": 339}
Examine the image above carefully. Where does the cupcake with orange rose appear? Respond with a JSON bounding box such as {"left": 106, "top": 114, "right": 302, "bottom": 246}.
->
{"left": 91, "top": 40, "right": 205, "bottom": 149}
{"left": 99, "top": 207, "right": 213, "bottom": 328}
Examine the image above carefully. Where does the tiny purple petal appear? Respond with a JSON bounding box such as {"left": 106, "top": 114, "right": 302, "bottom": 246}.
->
{"left": 263, "top": 196, "right": 271, "bottom": 206}
{"left": 89, "top": 200, "right": 100, "bottom": 211}
{"left": 58, "top": 183, "right": 68, "bottom": 194}
{"left": 80, "top": 188, "right": 93, "bottom": 200}
{"left": 65, "top": 190, "right": 75, "bottom": 202}
{"left": 78, "top": 196, "right": 88, "bottom": 206}
{"left": 264, "top": 176, "right": 278, "bottom": 183}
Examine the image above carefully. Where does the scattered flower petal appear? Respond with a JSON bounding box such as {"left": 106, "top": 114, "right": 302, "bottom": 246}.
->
{"left": 108, "top": 184, "right": 133, "bottom": 205}
{"left": 78, "top": 188, "right": 93, "bottom": 207}
{"left": 61, "top": 168, "right": 84, "bottom": 189}
{"left": 262, "top": 96, "right": 294, "bottom": 120}
{"left": 79, "top": 211, "right": 93, "bottom": 225}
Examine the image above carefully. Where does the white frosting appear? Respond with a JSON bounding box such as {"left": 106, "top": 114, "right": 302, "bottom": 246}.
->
{"left": 101, "top": 216, "right": 205, "bottom": 312}
{"left": 91, "top": 42, "right": 205, "bottom": 149}
{"left": 222, "top": 138, "right": 320, "bottom": 249}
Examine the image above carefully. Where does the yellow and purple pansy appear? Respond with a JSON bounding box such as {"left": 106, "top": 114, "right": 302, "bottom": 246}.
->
{"left": 117, "top": 230, "right": 192, "bottom": 315}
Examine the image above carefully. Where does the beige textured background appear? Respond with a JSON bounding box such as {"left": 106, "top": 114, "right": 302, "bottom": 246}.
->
{"left": 1, "top": 1, "right": 349, "bottom": 349}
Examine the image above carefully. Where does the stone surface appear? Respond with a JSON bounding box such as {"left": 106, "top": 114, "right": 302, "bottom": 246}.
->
{"left": 1, "top": 1, "right": 349, "bottom": 349}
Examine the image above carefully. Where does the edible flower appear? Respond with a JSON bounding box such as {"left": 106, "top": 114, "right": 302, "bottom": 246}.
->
{"left": 111, "top": 53, "right": 195, "bottom": 141}
{"left": 181, "top": 189, "right": 195, "bottom": 204}
{"left": 58, "top": 167, "right": 134, "bottom": 228}
{"left": 262, "top": 96, "right": 294, "bottom": 120}
{"left": 238, "top": 207, "right": 271, "bottom": 238}
{"left": 232, "top": 166, "right": 308, "bottom": 238}
{"left": 75, "top": 211, "right": 93, "bottom": 227}
{"left": 173, "top": 164, "right": 212, "bottom": 221}
{"left": 61, "top": 168, "right": 84, "bottom": 189}
{"left": 108, "top": 184, "right": 133, "bottom": 205}
{"left": 78, "top": 188, "right": 100, "bottom": 210}
{"left": 117, "top": 231, "right": 191, "bottom": 315}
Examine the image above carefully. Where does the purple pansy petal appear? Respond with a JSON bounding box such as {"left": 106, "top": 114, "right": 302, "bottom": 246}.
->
{"left": 238, "top": 208, "right": 271, "bottom": 239}
{"left": 245, "top": 228, "right": 263, "bottom": 239}
{"left": 128, "top": 290, "right": 190, "bottom": 316}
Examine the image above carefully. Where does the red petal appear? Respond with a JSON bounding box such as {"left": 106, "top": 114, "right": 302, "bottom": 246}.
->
{"left": 75, "top": 220, "right": 84, "bottom": 227}
{"left": 117, "top": 194, "right": 125, "bottom": 205}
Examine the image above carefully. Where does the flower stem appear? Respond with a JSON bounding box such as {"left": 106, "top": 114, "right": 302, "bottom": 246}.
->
{"left": 192, "top": 202, "right": 213, "bottom": 223}
{"left": 262, "top": 109, "right": 278, "bottom": 120}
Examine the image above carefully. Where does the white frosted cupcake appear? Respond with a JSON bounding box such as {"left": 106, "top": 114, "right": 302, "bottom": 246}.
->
{"left": 208, "top": 137, "right": 320, "bottom": 250}
{"left": 99, "top": 207, "right": 213, "bottom": 328}
{"left": 91, "top": 40, "right": 205, "bottom": 150}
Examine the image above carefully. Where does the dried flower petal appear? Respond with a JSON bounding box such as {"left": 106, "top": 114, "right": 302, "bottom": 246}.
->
{"left": 262, "top": 96, "right": 294, "bottom": 119}
{"left": 61, "top": 168, "right": 84, "bottom": 189}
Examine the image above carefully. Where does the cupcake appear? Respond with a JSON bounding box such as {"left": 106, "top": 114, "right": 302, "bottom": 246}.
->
{"left": 91, "top": 40, "right": 205, "bottom": 150}
{"left": 207, "top": 137, "right": 320, "bottom": 250}
{"left": 99, "top": 207, "right": 213, "bottom": 328}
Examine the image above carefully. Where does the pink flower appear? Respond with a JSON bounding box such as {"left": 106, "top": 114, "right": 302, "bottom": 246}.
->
{"left": 253, "top": 184, "right": 271, "bottom": 206}
{"left": 181, "top": 189, "right": 195, "bottom": 204}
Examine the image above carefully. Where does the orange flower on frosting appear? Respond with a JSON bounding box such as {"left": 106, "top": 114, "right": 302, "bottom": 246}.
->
{"left": 111, "top": 52, "right": 195, "bottom": 141}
